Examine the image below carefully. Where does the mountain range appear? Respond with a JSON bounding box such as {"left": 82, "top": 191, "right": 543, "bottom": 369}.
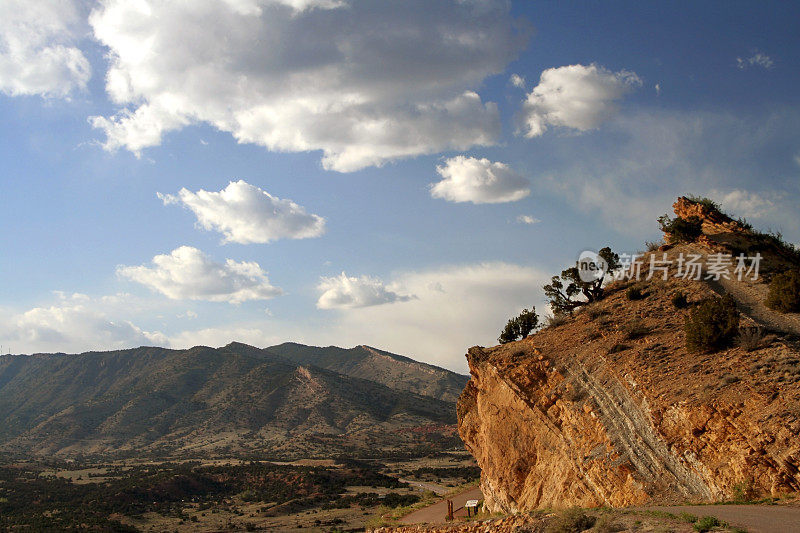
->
{"left": 0, "top": 342, "right": 468, "bottom": 459}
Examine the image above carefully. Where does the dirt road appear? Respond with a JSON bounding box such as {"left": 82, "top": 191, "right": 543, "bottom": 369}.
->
{"left": 399, "top": 487, "right": 483, "bottom": 524}
{"left": 641, "top": 505, "right": 800, "bottom": 533}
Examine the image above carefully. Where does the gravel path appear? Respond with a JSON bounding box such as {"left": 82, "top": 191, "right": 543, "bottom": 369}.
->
{"left": 711, "top": 277, "right": 800, "bottom": 335}
{"left": 642, "top": 504, "right": 800, "bottom": 533}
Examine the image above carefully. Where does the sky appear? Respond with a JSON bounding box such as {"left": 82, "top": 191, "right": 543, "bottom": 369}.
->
{"left": 1, "top": 0, "right": 799, "bottom": 373}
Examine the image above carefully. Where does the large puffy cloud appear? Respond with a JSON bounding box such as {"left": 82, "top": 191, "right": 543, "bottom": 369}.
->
{"left": 430, "top": 156, "right": 530, "bottom": 204}
{"left": 521, "top": 64, "right": 641, "bottom": 137}
{"left": 158, "top": 180, "right": 325, "bottom": 244}
{"left": 88, "top": 0, "right": 526, "bottom": 171}
{"left": 117, "top": 246, "right": 282, "bottom": 303}
{"left": 0, "top": 0, "right": 91, "bottom": 98}
{"left": 317, "top": 272, "right": 412, "bottom": 309}
{"left": 0, "top": 293, "right": 166, "bottom": 354}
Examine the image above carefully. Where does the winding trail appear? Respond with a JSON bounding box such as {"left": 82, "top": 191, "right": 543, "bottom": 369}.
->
{"left": 710, "top": 277, "right": 800, "bottom": 335}
{"left": 399, "top": 487, "right": 483, "bottom": 524}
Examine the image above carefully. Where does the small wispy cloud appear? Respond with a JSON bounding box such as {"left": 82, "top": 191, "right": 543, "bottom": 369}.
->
{"left": 516, "top": 215, "right": 541, "bottom": 225}
{"left": 509, "top": 73, "right": 526, "bottom": 89}
{"left": 736, "top": 51, "right": 774, "bottom": 70}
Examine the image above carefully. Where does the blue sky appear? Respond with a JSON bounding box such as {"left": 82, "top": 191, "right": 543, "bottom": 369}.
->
{"left": 1, "top": 0, "right": 798, "bottom": 372}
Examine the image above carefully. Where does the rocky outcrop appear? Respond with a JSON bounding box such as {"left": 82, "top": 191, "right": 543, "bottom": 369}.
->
{"left": 457, "top": 224, "right": 800, "bottom": 511}
{"left": 671, "top": 196, "right": 747, "bottom": 236}
{"left": 663, "top": 196, "right": 751, "bottom": 250}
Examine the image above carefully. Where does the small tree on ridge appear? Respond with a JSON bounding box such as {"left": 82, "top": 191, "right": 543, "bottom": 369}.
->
{"left": 543, "top": 247, "right": 620, "bottom": 315}
{"left": 498, "top": 307, "right": 539, "bottom": 344}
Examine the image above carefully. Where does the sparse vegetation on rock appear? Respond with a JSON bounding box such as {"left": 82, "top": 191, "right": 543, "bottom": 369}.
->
{"left": 658, "top": 213, "right": 703, "bottom": 244}
{"left": 623, "top": 318, "right": 650, "bottom": 340}
{"left": 730, "top": 479, "right": 758, "bottom": 503}
{"left": 584, "top": 304, "right": 609, "bottom": 320}
{"left": 671, "top": 291, "right": 689, "bottom": 309}
{"left": 626, "top": 287, "right": 645, "bottom": 301}
{"left": 544, "top": 507, "right": 596, "bottom": 533}
{"left": 684, "top": 295, "right": 740, "bottom": 353}
{"left": 765, "top": 269, "right": 800, "bottom": 313}
{"left": 735, "top": 327, "right": 769, "bottom": 352}
{"left": 645, "top": 240, "right": 663, "bottom": 252}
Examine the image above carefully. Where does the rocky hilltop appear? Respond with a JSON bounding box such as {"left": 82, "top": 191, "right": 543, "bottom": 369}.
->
{"left": 458, "top": 197, "right": 800, "bottom": 511}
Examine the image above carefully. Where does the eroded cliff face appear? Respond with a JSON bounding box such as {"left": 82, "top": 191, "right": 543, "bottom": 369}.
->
{"left": 457, "top": 200, "right": 800, "bottom": 512}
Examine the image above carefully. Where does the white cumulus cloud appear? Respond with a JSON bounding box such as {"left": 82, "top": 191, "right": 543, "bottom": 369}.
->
{"left": 117, "top": 246, "right": 282, "bottom": 304}
{"left": 0, "top": 0, "right": 91, "bottom": 97}
{"left": 317, "top": 272, "right": 412, "bottom": 309}
{"left": 711, "top": 189, "right": 775, "bottom": 218}
{"left": 0, "top": 293, "right": 167, "bottom": 354}
{"left": 430, "top": 156, "right": 530, "bottom": 204}
{"left": 521, "top": 63, "right": 641, "bottom": 137}
{"left": 87, "top": 0, "right": 527, "bottom": 171}
{"left": 158, "top": 180, "right": 325, "bottom": 244}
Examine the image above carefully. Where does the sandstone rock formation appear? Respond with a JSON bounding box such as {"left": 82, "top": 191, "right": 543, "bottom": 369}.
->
{"left": 457, "top": 198, "right": 800, "bottom": 512}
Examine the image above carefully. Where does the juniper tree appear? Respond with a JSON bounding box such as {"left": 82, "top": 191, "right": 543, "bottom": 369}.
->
{"left": 543, "top": 247, "right": 620, "bottom": 315}
{"left": 498, "top": 307, "right": 539, "bottom": 344}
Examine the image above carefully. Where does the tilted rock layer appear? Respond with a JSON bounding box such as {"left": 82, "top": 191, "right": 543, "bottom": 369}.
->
{"left": 458, "top": 199, "right": 800, "bottom": 512}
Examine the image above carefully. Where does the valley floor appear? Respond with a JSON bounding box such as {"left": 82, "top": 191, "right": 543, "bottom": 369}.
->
{"left": 0, "top": 451, "right": 480, "bottom": 532}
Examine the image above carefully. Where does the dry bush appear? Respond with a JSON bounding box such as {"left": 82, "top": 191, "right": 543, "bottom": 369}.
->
{"left": 546, "top": 313, "right": 570, "bottom": 328}
{"left": 684, "top": 295, "right": 739, "bottom": 353}
{"left": 736, "top": 327, "right": 768, "bottom": 352}
{"left": 626, "top": 287, "right": 645, "bottom": 301}
{"left": 593, "top": 514, "right": 623, "bottom": 533}
{"left": 765, "top": 270, "right": 800, "bottom": 313}
{"left": 645, "top": 240, "right": 663, "bottom": 252}
{"left": 623, "top": 318, "right": 650, "bottom": 339}
{"left": 584, "top": 304, "right": 609, "bottom": 320}
{"left": 544, "top": 508, "right": 596, "bottom": 533}
{"left": 671, "top": 291, "right": 689, "bottom": 309}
